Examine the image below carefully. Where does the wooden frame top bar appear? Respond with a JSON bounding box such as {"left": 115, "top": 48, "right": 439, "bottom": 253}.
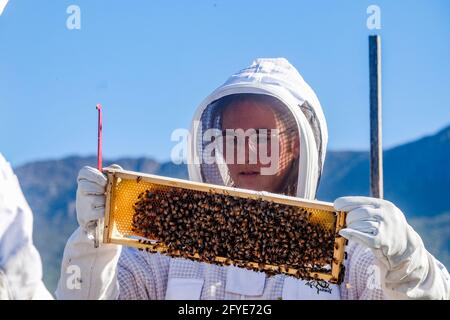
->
{"left": 103, "top": 167, "right": 336, "bottom": 211}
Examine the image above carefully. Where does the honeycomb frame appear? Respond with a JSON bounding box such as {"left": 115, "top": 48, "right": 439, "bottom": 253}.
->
{"left": 103, "top": 167, "right": 347, "bottom": 284}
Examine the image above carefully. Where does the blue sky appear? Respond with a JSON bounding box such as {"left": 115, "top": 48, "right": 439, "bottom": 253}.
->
{"left": 1, "top": 0, "right": 449, "bottom": 166}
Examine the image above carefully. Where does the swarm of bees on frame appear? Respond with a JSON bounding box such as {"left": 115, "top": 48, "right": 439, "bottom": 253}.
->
{"left": 132, "top": 188, "right": 341, "bottom": 283}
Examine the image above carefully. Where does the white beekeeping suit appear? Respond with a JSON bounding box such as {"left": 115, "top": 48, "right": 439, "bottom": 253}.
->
{"left": 0, "top": 154, "right": 53, "bottom": 300}
{"left": 56, "top": 58, "right": 450, "bottom": 300}
{"left": 0, "top": 0, "right": 9, "bottom": 16}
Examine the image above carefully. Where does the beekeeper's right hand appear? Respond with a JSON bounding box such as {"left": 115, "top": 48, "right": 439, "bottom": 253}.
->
{"left": 55, "top": 166, "right": 122, "bottom": 300}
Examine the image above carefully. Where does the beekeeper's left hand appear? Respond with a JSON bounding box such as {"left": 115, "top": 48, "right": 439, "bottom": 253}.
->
{"left": 334, "top": 196, "right": 450, "bottom": 299}
{"left": 0, "top": 153, "right": 52, "bottom": 299}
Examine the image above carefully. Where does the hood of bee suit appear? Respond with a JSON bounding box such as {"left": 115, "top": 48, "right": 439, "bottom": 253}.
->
{"left": 187, "top": 58, "right": 328, "bottom": 200}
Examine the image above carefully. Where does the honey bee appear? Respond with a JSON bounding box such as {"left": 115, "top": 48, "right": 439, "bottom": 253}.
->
{"left": 132, "top": 186, "right": 341, "bottom": 283}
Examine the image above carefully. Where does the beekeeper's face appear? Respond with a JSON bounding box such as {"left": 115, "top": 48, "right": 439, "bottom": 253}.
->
{"left": 222, "top": 99, "right": 299, "bottom": 193}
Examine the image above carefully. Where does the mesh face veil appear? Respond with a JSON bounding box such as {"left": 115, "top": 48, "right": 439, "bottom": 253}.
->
{"left": 188, "top": 58, "right": 328, "bottom": 200}
{"left": 197, "top": 94, "right": 300, "bottom": 196}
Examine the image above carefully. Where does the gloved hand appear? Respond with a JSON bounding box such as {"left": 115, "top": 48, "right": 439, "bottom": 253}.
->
{"left": 334, "top": 196, "right": 450, "bottom": 300}
{"left": 0, "top": 153, "right": 52, "bottom": 299}
{"left": 76, "top": 166, "right": 108, "bottom": 231}
{"left": 76, "top": 164, "right": 121, "bottom": 240}
{"left": 56, "top": 165, "right": 123, "bottom": 300}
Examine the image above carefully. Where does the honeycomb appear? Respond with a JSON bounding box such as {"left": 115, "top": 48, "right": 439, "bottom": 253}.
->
{"left": 103, "top": 168, "right": 347, "bottom": 284}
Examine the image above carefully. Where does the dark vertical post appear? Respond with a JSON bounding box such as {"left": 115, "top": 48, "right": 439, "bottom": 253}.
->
{"left": 369, "top": 35, "right": 384, "bottom": 199}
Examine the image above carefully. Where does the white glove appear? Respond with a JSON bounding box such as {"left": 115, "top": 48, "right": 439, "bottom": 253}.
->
{"left": 334, "top": 196, "right": 450, "bottom": 300}
{"left": 0, "top": 153, "right": 53, "bottom": 300}
{"left": 55, "top": 165, "right": 122, "bottom": 300}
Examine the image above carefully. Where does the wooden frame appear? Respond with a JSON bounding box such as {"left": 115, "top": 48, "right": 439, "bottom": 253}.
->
{"left": 103, "top": 168, "right": 347, "bottom": 283}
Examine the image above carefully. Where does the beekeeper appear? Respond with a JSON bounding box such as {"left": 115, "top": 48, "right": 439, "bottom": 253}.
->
{"left": 56, "top": 58, "right": 449, "bottom": 300}
{"left": 0, "top": 154, "right": 53, "bottom": 300}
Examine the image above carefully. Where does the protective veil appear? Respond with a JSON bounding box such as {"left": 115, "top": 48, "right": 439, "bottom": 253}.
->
{"left": 188, "top": 57, "right": 327, "bottom": 200}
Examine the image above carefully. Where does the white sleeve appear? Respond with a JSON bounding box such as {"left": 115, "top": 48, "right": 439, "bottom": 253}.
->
{"left": 55, "top": 226, "right": 122, "bottom": 300}
{"left": 341, "top": 241, "right": 450, "bottom": 300}
{"left": 55, "top": 166, "right": 123, "bottom": 300}
{"left": 380, "top": 239, "right": 450, "bottom": 300}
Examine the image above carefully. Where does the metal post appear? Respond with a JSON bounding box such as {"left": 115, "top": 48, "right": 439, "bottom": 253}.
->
{"left": 369, "top": 35, "right": 384, "bottom": 199}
